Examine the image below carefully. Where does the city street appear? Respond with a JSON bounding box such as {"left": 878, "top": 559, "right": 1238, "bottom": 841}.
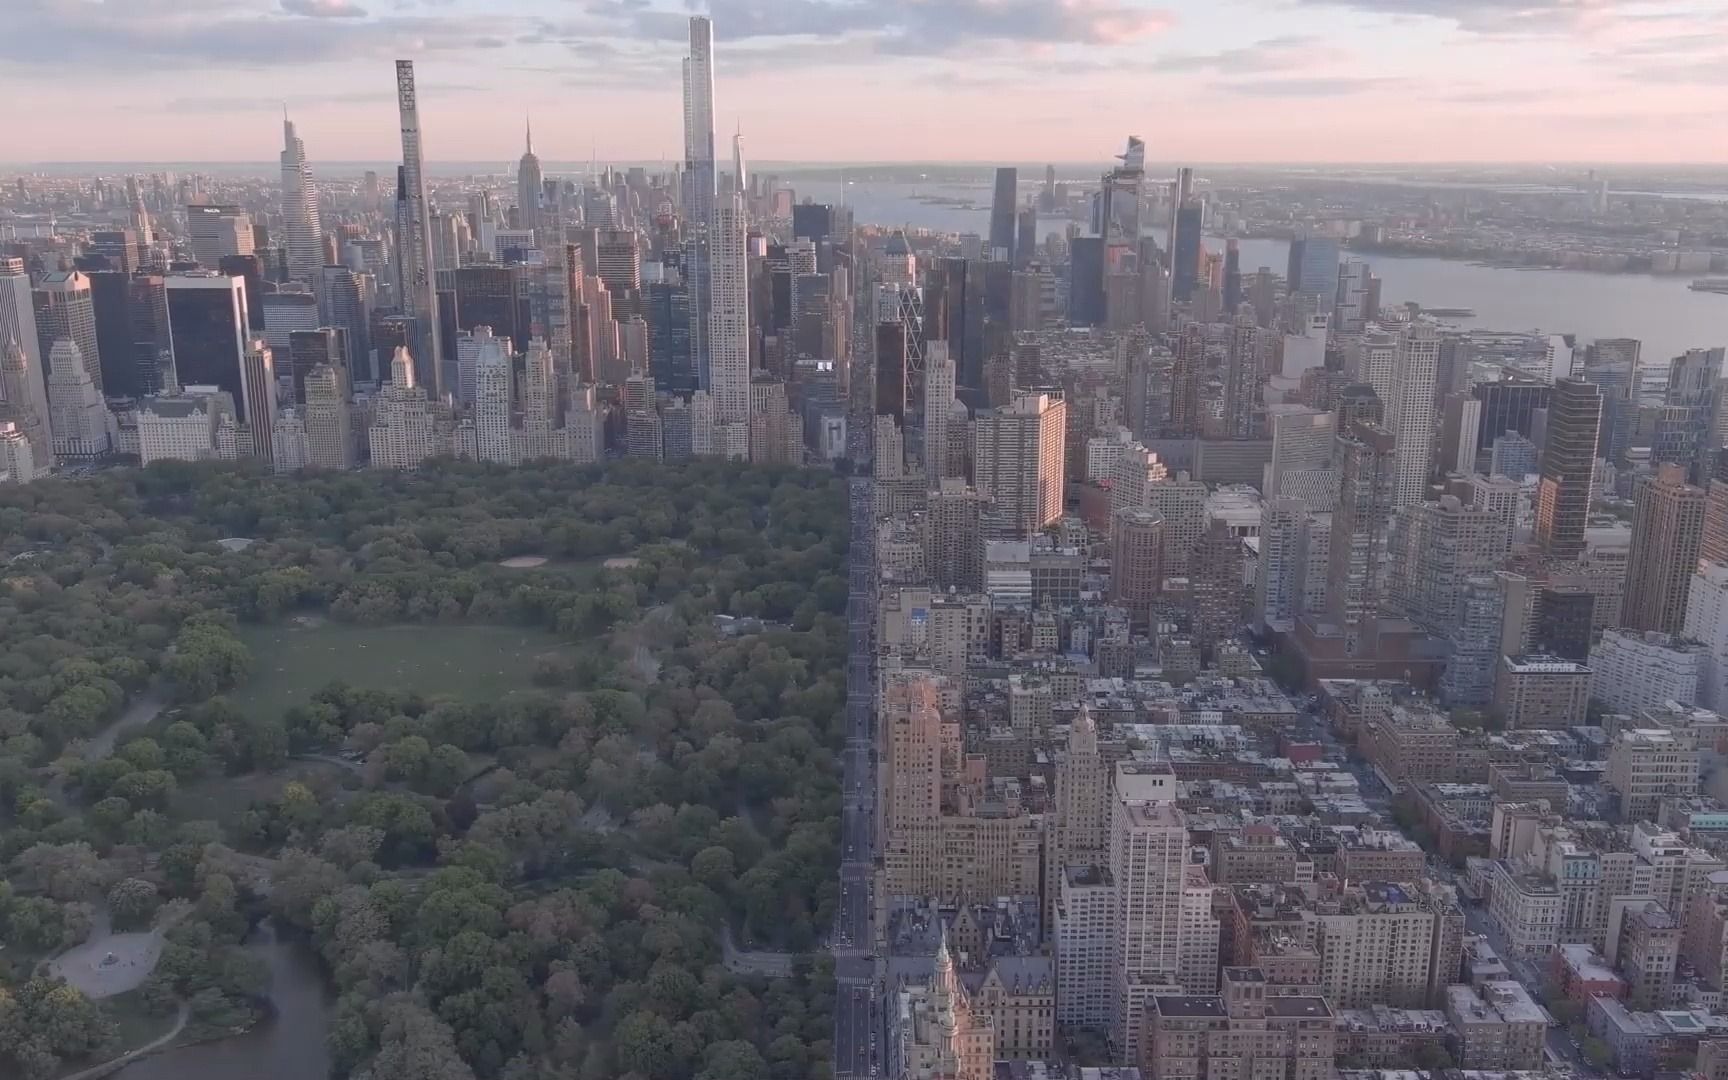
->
{"left": 832, "top": 476, "right": 881, "bottom": 1079}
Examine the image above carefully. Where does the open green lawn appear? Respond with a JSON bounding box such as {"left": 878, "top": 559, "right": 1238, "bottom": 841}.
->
{"left": 233, "top": 621, "right": 567, "bottom": 717}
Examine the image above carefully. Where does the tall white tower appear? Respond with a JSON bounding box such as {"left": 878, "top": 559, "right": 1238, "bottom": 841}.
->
{"left": 394, "top": 60, "right": 444, "bottom": 399}
{"left": 731, "top": 128, "right": 747, "bottom": 197}
{"left": 708, "top": 191, "right": 750, "bottom": 428}
{"left": 683, "top": 16, "right": 717, "bottom": 405}
{"left": 681, "top": 17, "right": 716, "bottom": 229}
{"left": 280, "top": 116, "right": 324, "bottom": 291}
{"left": 1387, "top": 321, "right": 1440, "bottom": 509}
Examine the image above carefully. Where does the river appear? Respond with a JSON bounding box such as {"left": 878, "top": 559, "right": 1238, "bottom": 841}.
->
{"left": 792, "top": 180, "right": 1728, "bottom": 365}
{"left": 115, "top": 920, "right": 331, "bottom": 1080}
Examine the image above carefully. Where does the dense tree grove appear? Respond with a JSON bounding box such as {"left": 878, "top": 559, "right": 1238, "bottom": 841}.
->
{"left": 0, "top": 459, "right": 846, "bottom": 1079}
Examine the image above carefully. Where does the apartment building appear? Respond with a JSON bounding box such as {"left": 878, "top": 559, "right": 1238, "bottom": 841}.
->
{"left": 1607, "top": 728, "right": 1701, "bottom": 824}
{"left": 1494, "top": 655, "right": 1593, "bottom": 730}
{"left": 1444, "top": 981, "right": 1546, "bottom": 1069}
{"left": 1143, "top": 968, "right": 1335, "bottom": 1080}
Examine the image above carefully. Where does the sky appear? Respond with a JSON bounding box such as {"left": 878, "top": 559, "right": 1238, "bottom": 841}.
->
{"left": 3, "top": 0, "right": 1727, "bottom": 165}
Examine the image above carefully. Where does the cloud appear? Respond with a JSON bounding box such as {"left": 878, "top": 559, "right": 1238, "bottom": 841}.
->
{"left": 1441, "top": 86, "right": 1559, "bottom": 103}
{"left": 0, "top": 0, "right": 502, "bottom": 67}
{"left": 583, "top": 0, "right": 1175, "bottom": 50}
{"left": 158, "top": 82, "right": 488, "bottom": 112}
{"left": 1287, "top": 0, "right": 1620, "bottom": 35}
{"left": 1155, "top": 34, "right": 1340, "bottom": 72}
{"left": 1213, "top": 75, "right": 1395, "bottom": 96}
{"left": 281, "top": 0, "right": 367, "bottom": 16}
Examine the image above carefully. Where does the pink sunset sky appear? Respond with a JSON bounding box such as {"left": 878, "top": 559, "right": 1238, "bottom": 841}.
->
{"left": 3, "top": 0, "right": 1726, "bottom": 164}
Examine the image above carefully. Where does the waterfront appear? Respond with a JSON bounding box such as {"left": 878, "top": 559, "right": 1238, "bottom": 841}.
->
{"left": 114, "top": 921, "right": 331, "bottom": 1080}
{"left": 796, "top": 180, "right": 1728, "bottom": 364}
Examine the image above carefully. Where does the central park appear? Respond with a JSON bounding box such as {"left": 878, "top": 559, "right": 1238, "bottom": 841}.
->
{"left": 0, "top": 458, "right": 849, "bottom": 1080}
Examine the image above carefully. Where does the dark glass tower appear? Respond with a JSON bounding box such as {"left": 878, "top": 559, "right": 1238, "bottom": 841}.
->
{"left": 165, "top": 275, "right": 249, "bottom": 402}
{"left": 1170, "top": 202, "right": 1203, "bottom": 303}
{"left": 988, "top": 167, "right": 1017, "bottom": 260}
{"left": 646, "top": 277, "right": 693, "bottom": 395}
{"left": 1534, "top": 378, "right": 1603, "bottom": 559}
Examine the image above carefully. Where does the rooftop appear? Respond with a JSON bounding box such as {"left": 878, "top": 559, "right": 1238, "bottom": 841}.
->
{"left": 1268, "top": 996, "right": 1333, "bottom": 1019}
{"left": 1502, "top": 654, "right": 1592, "bottom": 675}
{"left": 1153, "top": 996, "right": 1229, "bottom": 1019}
{"left": 1065, "top": 864, "right": 1113, "bottom": 887}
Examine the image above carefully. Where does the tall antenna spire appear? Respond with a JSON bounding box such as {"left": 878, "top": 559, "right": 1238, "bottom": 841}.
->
{"left": 525, "top": 114, "right": 533, "bottom": 156}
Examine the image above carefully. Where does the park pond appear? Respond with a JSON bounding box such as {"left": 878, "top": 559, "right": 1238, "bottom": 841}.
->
{"left": 113, "top": 920, "right": 330, "bottom": 1080}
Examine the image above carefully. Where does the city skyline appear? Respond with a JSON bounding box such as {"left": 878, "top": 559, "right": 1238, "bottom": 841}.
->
{"left": 4, "top": 0, "right": 1727, "bottom": 164}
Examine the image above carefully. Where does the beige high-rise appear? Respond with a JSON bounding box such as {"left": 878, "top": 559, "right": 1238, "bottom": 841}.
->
{"left": 1111, "top": 762, "right": 1190, "bottom": 1062}
{"left": 1624, "top": 463, "right": 1706, "bottom": 634}
{"left": 303, "top": 363, "right": 353, "bottom": 469}
{"left": 973, "top": 391, "right": 1066, "bottom": 537}
{"left": 1110, "top": 508, "right": 1164, "bottom": 626}
{"left": 882, "top": 672, "right": 945, "bottom": 897}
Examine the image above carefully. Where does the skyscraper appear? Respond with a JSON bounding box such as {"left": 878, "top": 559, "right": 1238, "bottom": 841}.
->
{"left": 516, "top": 118, "right": 543, "bottom": 239}
{"left": 882, "top": 672, "right": 944, "bottom": 897}
{"left": 473, "top": 325, "right": 512, "bottom": 464}
{"left": 973, "top": 391, "right": 1066, "bottom": 537}
{"left": 875, "top": 320, "right": 909, "bottom": 424}
{"left": 924, "top": 341, "right": 955, "bottom": 487}
{"left": 0, "top": 259, "right": 45, "bottom": 435}
{"left": 280, "top": 117, "right": 324, "bottom": 291}
{"left": 596, "top": 230, "right": 642, "bottom": 317}
{"left": 708, "top": 191, "right": 750, "bottom": 427}
{"left": 186, "top": 205, "right": 254, "bottom": 267}
{"left": 0, "top": 338, "right": 51, "bottom": 465}
{"left": 1535, "top": 378, "right": 1603, "bottom": 559}
{"left": 1582, "top": 338, "right": 1639, "bottom": 464}
{"left": 1109, "top": 763, "right": 1188, "bottom": 1061}
{"left": 318, "top": 266, "right": 371, "bottom": 380}
{"left": 1327, "top": 423, "right": 1397, "bottom": 654}
{"left": 287, "top": 328, "right": 344, "bottom": 406}
{"left": 394, "top": 60, "right": 444, "bottom": 398}
{"left": 646, "top": 274, "right": 693, "bottom": 395}
{"left": 1386, "top": 321, "right": 1440, "bottom": 508}
{"left": 1222, "top": 314, "right": 1263, "bottom": 439}
{"left": 1168, "top": 322, "right": 1205, "bottom": 435}
{"left": 1624, "top": 464, "right": 1706, "bottom": 634}
{"left": 1110, "top": 508, "right": 1165, "bottom": 627}
{"left": 1169, "top": 195, "right": 1203, "bottom": 303}
{"left": 1067, "top": 237, "right": 1105, "bottom": 327}
{"left": 1222, "top": 239, "right": 1242, "bottom": 314}
{"left": 302, "top": 362, "right": 353, "bottom": 469}
{"left": 34, "top": 271, "right": 101, "bottom": 388}
{"left": 45, "top": 340, "right": 109, "bottom": 460}
{"left": 240, "top": 339, "right": 278, "bottom": 461}
{"left": 1287, "top": 230, "right": 1341, "bottom": 308}
{"left": 681, "top": 16, "right": 716, "bottom": 231}
{"left": 369, "top": 346, "right": 439, "bottom": 469}
{"left": 260, "top": 288, "right": 318, "bottom": 358}
{"left": 0, "top": 259, "right": 50, "bottom": 459}
{"left": 731, "top": 128, "right": 747, "bottom": 197}
{"left": 682, "top": 16, "right": 717, "bottom": 412}
{"left": 166, "top": 274, "right": 250, "bottom": 406}
{"left": 988, "top": 167, "right": 1017, "bottom": 261}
